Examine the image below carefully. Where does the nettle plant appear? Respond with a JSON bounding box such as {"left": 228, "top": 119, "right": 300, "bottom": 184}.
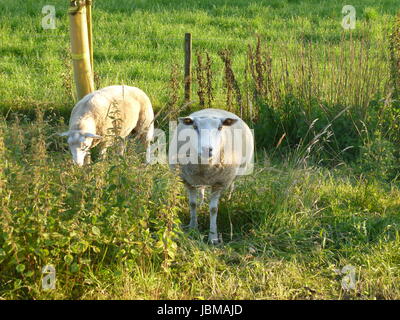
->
{"left": 0, "top": 115, "right": 182, "bottom": 298}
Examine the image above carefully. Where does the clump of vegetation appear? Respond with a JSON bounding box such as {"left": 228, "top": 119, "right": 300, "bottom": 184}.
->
{"left": 166, "top": 63, "right": 181, "bottom": 121}
{"left": 205, "top": 52, "right": 214, "bottom": 108}
{"left": 0, "top": 115, "right": 182, "bottom": 299}
{"left": 195, "top": 51, "right": 215, "bottom": 108}
{"left": 364, "top": 7, "right": 379, "bottom": 22}
{"left": 1, "top": 117, "right": 399, "bottom": 299}
{"left": 195, "top": 51, "right": 206, "bottom": 107}
{"left": 356, "top": 131, "right": 397, "bottom": 181}
{"left": 390, "top": 12, "right": 400, "bottom": 100}
{"left": 218, "top": 49, "right": 243, "bottom": 115}
{"left": 246, "top": 36, "right": 274, "bottom": 103}
{"left": 60, "top": 46, "right": 75, "bottom": 104}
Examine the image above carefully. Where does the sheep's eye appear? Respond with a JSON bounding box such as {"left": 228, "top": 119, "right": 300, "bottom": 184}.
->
{"left": 218, "top": 126, "right": 222, "bottom": 131}
{"left": 183, "top": 118, "right": 193, "bottom": 125}
{"left": 193, "top": 125, "right": 198, "bottom": 130}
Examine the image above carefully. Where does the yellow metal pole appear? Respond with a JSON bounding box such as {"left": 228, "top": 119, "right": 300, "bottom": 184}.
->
{"left": 68, "top": 0, "right": 94, "bottom": 101}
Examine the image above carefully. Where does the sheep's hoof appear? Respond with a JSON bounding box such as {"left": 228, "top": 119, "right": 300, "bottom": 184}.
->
{"left": 208, "top": 233, "right": 223, "bottom": 245}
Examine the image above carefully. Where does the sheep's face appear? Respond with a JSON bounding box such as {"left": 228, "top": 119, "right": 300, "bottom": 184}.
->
{"left": 178, "top": 116, "right": 238, "bottom": 163}
{"left": 59, "top": 131, "right": 102, "bottom": 166}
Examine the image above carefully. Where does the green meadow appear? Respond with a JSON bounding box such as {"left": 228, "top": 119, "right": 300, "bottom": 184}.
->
{"left": 0, "top": 0, "right": 399, "bottom": 114}
{"left": 0, "top": 0, "right": 400, "bottom": 299}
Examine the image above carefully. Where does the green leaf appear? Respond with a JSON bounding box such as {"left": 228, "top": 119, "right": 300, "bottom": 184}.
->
{"left": 92, "top": 226, "right": 101, "bottom": 236}
{"left": 14, "top": 279, "right": 22, "bottom": 289}
{"left": 24, "top": 271, "right": 34, "bottom": 277}
{"left": 16, "top": 264, "right": 25, "bottom": 273}
{"left": 70, "top": 263, "right": 79, "bottom": 273}
{"left": 80, "top": 258, "right": 91, "bottom": 265}
{"left": 64, "top": 254, "right": 73, "bottom": 265}
{"left": 71, "top": 240, "right": 89, "bottom": 254}
{"left": 107, "top": 184, "right": 117, "bottom": 192}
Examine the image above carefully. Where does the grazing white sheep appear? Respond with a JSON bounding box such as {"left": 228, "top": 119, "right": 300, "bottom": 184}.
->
{"left": 60, "top": 85, "right": 154, "bottom": 166}
{"left": 169, "top": 108, "right": 254, "bottom": 244}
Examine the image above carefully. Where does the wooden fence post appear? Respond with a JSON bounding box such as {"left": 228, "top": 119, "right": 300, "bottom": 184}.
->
{"left": 68, "top": 0, "right": 94, "bottom": 101}
{"left": 86, "top": 0, "right": 94, "bottom": 75}
{"left": 184, "top": 33, "right": 192, "bottom": 102}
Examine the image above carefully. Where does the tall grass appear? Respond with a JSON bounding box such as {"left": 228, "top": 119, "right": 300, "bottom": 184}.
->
{"left": 1, "top": 0, "right": 399, "bottom": 115}
{"left": 390, "top": 12, "right": 400, "bottom": 99}
{"left": 0, "top": 115, "right": 399, "bottom": 299}
{"left": 180, "top": 35, "right": 398, "bottom": 170}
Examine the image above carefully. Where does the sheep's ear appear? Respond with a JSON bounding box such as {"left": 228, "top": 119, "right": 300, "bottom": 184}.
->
{"left": 83, "top": 133, "right": 102, "bottom": 139}
{"left": 58, "top": 131, "right": 70, "bottom": 137}
{"left": 222, "top": 118, "right": 238, "bottom": 126}
{"left": 178, "top": 117, "right": 194, "bottom": 125}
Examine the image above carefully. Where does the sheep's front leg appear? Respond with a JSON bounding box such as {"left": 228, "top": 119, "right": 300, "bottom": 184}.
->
{"left": 186, "top": 185, "right": 198, "bottom": 229}
{"left": 145, "top": 141, "right": 152, "bottom": 164}
{"left": 98, "top": 140, "right": 111, "bottom": 160}
{"left": 99, "top": 147, "right": 108, "bottom": 159}
{"left": 141, "top": 128, "right": 153, "bottom": 164}
{"left": 209, "top": 186, "right": 223, "bottom": 244}
{"left": 198, "top": 187, "right": 205, "bottom": 206}
{"left": 84, "top": 152, "right": 91, "bottom": 165}
{"left": 118, "top": 139, "right": 126, "bottom": 156}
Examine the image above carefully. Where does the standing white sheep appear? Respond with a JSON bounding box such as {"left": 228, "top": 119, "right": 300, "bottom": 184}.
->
{"left": 60, "top": 85, "right": 154, "bottom": 166}
{"left": 169, "top": 108, "right": 254, "bottom": 244}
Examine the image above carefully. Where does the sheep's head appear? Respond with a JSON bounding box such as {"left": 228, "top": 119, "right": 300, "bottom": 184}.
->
{"left": 178, "top": 116, "right": 238, "bottom": 164}
{"left": 59, "top": 130, "right": 102, "bottom": 166}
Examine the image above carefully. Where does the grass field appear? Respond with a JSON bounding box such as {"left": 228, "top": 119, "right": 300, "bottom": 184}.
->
{"left": 1, "top": 0, "right": 400, "bottom": 300}
{"left": 0, "top": 0, "right": 399, "bottom": 114}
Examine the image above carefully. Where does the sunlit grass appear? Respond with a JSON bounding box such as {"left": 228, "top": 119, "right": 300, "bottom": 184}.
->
{"left": 0, "top": 116, "right": 399, "bottom": 299}
{"left": 0, "top": 0, "right": 399, "bottom": 114}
